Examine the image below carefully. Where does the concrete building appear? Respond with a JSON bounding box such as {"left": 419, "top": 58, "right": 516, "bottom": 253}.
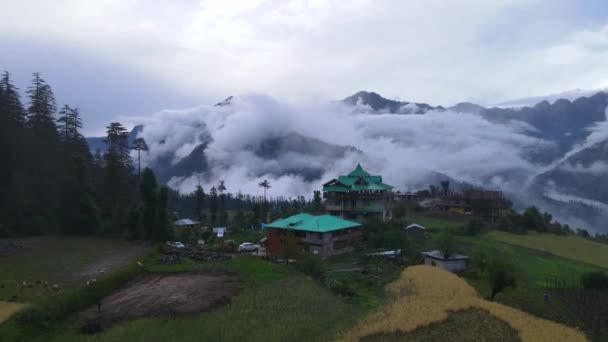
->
{"left": 323, "top": 164, "right": 394, "bottom": 222}
{"left": 421, "top": 250, "right": 470, "bottom": 273}
{"left": 265, "top": 213, "right": 362, "bottom": 259}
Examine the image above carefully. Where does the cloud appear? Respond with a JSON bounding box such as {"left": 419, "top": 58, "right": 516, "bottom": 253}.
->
{"left": 137, "top": 94, "right": 545, "bottom": 197}
{"left": 3, "top": 0, "right": 608, "bottom": 108}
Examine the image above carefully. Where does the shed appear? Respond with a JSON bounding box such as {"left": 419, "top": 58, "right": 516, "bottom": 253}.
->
{"left": 421, "top": 250, "right": 469, "bottom": 273}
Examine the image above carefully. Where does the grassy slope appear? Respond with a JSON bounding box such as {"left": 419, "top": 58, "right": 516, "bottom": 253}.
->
{"left": 0, "top": 236, "right": 151, "bottom": 303}
{"left": 55, "top": 257, "right": 362, "bottom": 342}
{"left": 486, "top": 230, "right": 608, "bottom": 269}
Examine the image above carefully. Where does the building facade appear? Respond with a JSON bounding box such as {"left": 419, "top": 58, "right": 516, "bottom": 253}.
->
{"left": 322, "top": 164, "right": 394, "bottom": 222}
{"left": 265, "top": 213, "right": 362, "bottom": 259}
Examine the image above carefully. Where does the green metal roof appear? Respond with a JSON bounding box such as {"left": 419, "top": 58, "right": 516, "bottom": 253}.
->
{"left": 323, "top": 164, "right": 394, "bottom": 192}
{"left": 266, "top": 213, "right": 361, "bottom": 233}
{"left": 348, "top": 163, "right": 371, "bottom": 177}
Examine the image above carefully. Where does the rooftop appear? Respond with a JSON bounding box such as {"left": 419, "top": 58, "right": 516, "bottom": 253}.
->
{"left": 174, "top": 218, "right": 201, "bottom": 226}
{"left": 323, "top": 163, "right": 394, "bottom": 192}
{"left": 265, "top": 213, "right": 362, "bottom": 233}
{"left": 421, "top": 250, "right": 469, "bottom": 261}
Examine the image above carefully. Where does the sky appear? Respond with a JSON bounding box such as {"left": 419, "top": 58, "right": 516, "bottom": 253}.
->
{"left": 2, "top": 0, "right": 608, "bottom": 134}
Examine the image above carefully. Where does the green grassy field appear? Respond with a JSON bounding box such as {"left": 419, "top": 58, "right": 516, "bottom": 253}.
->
{"left": 0, "top": 237, "right": 151, "bottom": 303}
{"left": 486, "top": 230, "right": 608, "bottom": 269}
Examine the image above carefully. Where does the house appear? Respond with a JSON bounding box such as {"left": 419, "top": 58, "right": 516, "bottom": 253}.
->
{"left": 405, "top": 223, "right": 426, "bottom": 237}
{"left": 438, "top": 190, "right": 505, "bottom": 222}
{"left": 173, "top": 218, "right": 201, "bottom": 229}
{"left": 322, "top": 163, "right": 394, "bottom": 222}
{"left": 265, "top": 213, "right": 362, "bottom": 258}
{"left": 421, "top": 250, "right": 469, "bottom": 273}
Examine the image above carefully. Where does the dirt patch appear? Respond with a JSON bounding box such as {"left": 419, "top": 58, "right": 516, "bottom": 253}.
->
{"left": 79, "top": 272, "right": 240, "bottom": 332}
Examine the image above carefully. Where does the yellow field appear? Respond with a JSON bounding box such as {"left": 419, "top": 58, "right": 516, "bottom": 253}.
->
{"left": 487, "top": 230, "right": 608, "bottom": 269}
{"left": 0, "top": 301, "right": 27, "bottom": 324}
{"left": 340, "top": 266, "right": 586, "bottom": 342}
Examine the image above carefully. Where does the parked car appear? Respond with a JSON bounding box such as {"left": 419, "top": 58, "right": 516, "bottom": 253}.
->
{"left": 238, "top": 242, "right": 258, "bottom": 253}
{"left": 174, "top": 242, "right": 185, "bottom": 248}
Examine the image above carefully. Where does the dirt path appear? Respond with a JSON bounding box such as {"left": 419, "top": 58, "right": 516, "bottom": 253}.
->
{"left": 79, "top": 272, "right": 240, "bottom": 333}
{"left": 73, "top": 244, "right": 150, "bottom": 280}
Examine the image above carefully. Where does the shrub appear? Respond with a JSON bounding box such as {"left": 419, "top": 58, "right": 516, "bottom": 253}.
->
{"left": 487, "top": 258, "right": 516, "bottom": 300}
{"left": 581, "top": 271, "right": 608, "bottom": 290}
{"left": 295, "top": 255, "right": 325, "bottom": 279}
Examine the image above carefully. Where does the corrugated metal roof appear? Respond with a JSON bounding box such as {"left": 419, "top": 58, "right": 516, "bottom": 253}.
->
{"left": 265, "top": 213, "right": 361, "bottom": 233}
{"left": 174, "top": 219, "right": 201, "bottom": 226}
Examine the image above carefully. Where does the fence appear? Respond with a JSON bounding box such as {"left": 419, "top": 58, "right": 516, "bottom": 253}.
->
{"left": 544, "top": 275, "right": 608, "bottom": 339}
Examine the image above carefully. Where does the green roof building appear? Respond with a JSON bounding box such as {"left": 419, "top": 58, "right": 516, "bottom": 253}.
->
{"left": 322, "top": 164, "right": 394, "bottom": 221}
{"left": 266, "top": 213, "right": 362, "bottom": 258}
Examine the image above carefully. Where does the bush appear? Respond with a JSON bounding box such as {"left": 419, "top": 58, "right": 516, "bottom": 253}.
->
{"left": 581, "top": 271, "right": 608, "bottom": 290}
{"left": 461, "top": 219, "right": 485, "bottom": 236}
{"left": 295, "top": 255, "right": 325, "bottom": 279}
{"left": 487, "top": 257, "right": 516, "bottom": 300}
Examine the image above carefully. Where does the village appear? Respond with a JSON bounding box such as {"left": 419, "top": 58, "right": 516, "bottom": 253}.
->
{"left": 2, "top": 164, "right": 605, "bottom": 341}
{"left": 171, "top": 163, "right": 507, "bottom": 273}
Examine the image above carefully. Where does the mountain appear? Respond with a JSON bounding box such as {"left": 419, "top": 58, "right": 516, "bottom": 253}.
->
{"left": 531, "top": 139, "right": 608, "bottom": 206}
{"left": 492, "top": 88, "right": 608, "bottom": 108}
{"left": 342, "top": 91, "right": 444, "bottom": 114}
{"left": 153, "top": 132, "right": 361, "bottom": 183}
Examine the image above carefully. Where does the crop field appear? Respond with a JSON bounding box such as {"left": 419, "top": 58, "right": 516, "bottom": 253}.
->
{"left": 340, "top": 265, "right": 586, "bottom": 342}
{"left": 486, "top": 230, "right": 608, "bottom": 269}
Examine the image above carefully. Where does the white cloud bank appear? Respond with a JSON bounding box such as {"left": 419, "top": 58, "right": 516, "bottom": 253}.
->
{"left": 135, "top": 94, "right": 546, "bottom": 197}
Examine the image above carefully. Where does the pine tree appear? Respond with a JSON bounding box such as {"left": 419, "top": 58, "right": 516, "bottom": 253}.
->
{"left": 209, "top": 186, "right": 218, "bottom": 224}
{"left": 0, "top": 71, "right": 27, "bottom": 233}
{"left": 194, "top": 184, "right": 205, "bottom": 221}
{"left": 25, "top": 72, "right": 61, "bottom": 233}
{"left": 132, "top": 137, "right": 149, "bottom": 177}
{"left": 218, "top": 180, "right": 227, "bottom": 225}
{"left": 140, "top": 168, "right": 158, "bottom": 239}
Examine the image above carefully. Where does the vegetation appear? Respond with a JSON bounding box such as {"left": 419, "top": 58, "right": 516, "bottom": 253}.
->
{"left": 340, "top": 265, "right": 586, "bottom": 342}
{"left": 580, "top": 271, "right": 608, "bottom": 290}
{"left": 487, "top": 258, "right": 517, "bottom": 300}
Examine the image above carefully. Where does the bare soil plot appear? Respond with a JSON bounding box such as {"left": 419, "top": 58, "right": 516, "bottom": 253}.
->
{"left": 79, "top": 272, "right": 240, "bottom": 333}
{"left": 0, "top": 301, "right": 28, "bottom": 324}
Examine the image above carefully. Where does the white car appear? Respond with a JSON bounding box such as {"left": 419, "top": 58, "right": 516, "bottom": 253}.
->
{"left": 238, "top": 242, "right": 258, "bottom": 253}
{"left": 174, "top": 242, "right": 185, "bottom": 248}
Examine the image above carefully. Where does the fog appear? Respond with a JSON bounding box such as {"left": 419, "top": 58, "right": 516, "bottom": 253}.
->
{"left": 135, "top": 94, "right": 546, "bottom": 198}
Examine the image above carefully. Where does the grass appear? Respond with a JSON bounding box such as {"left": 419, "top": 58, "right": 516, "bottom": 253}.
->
{"left": 54, "top": 274, "right": 362, "bottom": 342}
{"left": 0, "top": 236, "right": 151, "bottom": 303}
{"left": 340, "top": 265, "right": 587, "bottom": 342}
{"left": 486, "top": 230, "right": 608, "bottom": 269}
